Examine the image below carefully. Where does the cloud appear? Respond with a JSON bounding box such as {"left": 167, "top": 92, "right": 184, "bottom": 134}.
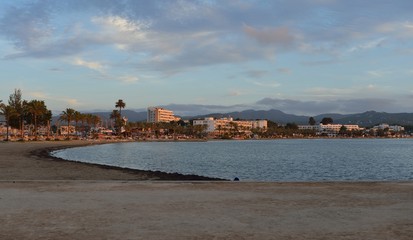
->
{"left": 366, "top": 70, "right": 391, "bottom": 78}
{"left": 73, "top": 58, "right": 104, "bottom": 71}
{"left": 243, "top": 25, "right": 297, "bottom": 49}
{"left": 162, "top": 103, "right": 250, "bottom": 116}
{"left": 2, "top": 0, "right": 413, "bottom": 90}
{"left": 375, "top": 21, "right": 413, "bottom": 39}
{"left": 92, "top": 15, "right": 150, "bottom": 33}
{"left": 252, "top": 81, "right": 280, "bottom": 88}
{"left": 49, "top": 67, "right": 63, "bottom": 72}
{"left": 244, "top": 70, "right": 268, "bottom": 78}
{"left": 0, "top": 1, "right": 52, "bottom": 50}
{"left": 255, "top": 97, "right": 399, "bottom": 115}
{"left": 0, "top": 1, "right": 298, "bottom": 73}
{"left": 117, "top": 75, "right": 139, "bottom": 84}
{"left": 228, "top": 90, "right": 243, "bottom": 97}
{"left": 28, "top": 91, "right": 81, "bottom": 108}
{"left": 302, "top": 85, "right": 386, "bottom": 99}
{"left": 90, "top": 15, "right": 150, "bottom": 45}
{"left": 152, "top": 92, "right": 413, "bottom": 116}
{"left": 1, "top": 1, "right": 410, "bottom": 68}
{"left": 30, "top": 91, "right": 48, "bottom": 99}
{"left": 277, "top": 68, "right": 291, "bottom": 74}
{"left": 348, "top": 38, "right": 386, "bottom": 53}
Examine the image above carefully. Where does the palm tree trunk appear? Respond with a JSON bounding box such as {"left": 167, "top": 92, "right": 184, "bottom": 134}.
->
{"left": 6, "top": 118, "right": 9, "bottom": 141}
{"left": 20, "top": 119, "right": 24, "bottom": 139}
{"left": 34, "top": 114, "right": 38, "bottom": 141}
{"left": 67, "top": 120, "right": 70, "bottom": 139}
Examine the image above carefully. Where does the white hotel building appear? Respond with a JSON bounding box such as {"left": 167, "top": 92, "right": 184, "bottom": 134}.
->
{"left": 298, "top": 124, "right": 363, "bottom": 133}
{"left": 147, "top": 107, "right": 181, "bottom": 123}
{"left": 372, "top": 123, "right": 404, "bottom": 132}
{"left": 193, "top": 117, "right": 267, "bottom": 134}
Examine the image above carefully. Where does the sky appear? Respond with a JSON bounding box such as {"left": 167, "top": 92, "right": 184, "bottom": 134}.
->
{"left": 1, "top": 0, "right": 413, "bottom": 116}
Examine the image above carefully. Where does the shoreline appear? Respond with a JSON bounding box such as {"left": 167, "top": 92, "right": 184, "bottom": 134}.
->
{"left": 0, "top": 140, "right": 224, "bottom": 181}
{"left": 39, "top": 142, "right": 226, "bottom": 181}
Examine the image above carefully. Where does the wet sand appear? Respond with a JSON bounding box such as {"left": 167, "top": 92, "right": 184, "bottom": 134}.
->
{"left": 1, "top": 141, "right": 413, "bottom": 239}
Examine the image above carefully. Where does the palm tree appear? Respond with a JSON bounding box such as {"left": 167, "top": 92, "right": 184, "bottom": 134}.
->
{"left": 8, "top": 89, "right": 25, "bottom": 138}
{"left": 110, "top": 110, "right": 121, "bottom": 134}
{"left": 115, "top": 99, "right": 126, "bottom": 116}
{"left": 79, "top": 113, "right": 86, "bottom": 134}
{"left": 91, "top": 115, "right": 101, "bottom": 128}
{"left": 0, "top": 104, "right": 17, "bottom": 141}
{"left": 73, "top": 111, "right": 82, "bottom": 135}
{"left": 60, "top": 108, "right": 75, "bottom": 138}
{"left": 27, "top": 100, "right": 47, "bottom": 140}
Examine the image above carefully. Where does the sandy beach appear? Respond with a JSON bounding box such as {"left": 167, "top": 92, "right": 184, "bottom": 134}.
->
{"left": 1, "top": 141, "right": 413, "bottom": 239}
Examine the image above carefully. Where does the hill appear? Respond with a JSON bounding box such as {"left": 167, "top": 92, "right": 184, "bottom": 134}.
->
{"left": 188, "top": 109, "right": 309, "bottom": 124}
{"left": 331, "top": 111, "right": 413, "bottom": 126}
{"left": 189, "top": 110, "right": 413, "bottom": 127}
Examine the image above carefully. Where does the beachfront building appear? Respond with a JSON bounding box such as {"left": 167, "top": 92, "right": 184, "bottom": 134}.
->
{"left": 297, "top": 125, "right": 319, "bottom": 131}
{"left": 298, "top": 124, "right": 363, "bottom": 133}
{"left": 59, "top": 126, "right": 76, "bottom": 135}
{"left": 319, "top": 124, "right": 361, "bottom": 132}
{"left": 0, "top": 125, "right": 10, "bottom": 136}
{"left": 193, "top": 117, "right": 267, "bottom": 135}
{"left": 147, "top": 107, "right": 181, "bottom": 123}
{"left": 372, "top": 123, "right": 405, "bottom": 132}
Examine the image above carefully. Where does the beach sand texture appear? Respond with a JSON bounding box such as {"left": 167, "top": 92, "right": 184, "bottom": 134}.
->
{"left": 1, "top": 141, "right": 413, "bottom": 239}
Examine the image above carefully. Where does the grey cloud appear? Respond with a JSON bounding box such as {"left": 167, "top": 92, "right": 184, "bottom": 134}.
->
{"left": 162, "top": 103, "right": 250, "bottom": 116}
{"left": 255, "top": 97, "right": 403, "bottom": 115}
{"left": 151, "top": 97, "right": 408, "bottom": 117}
{"left": 245, "top": 70, "right": 268, "bottom": 79}
{"left": 3, "top": 37, "right": 85, "bottom": 59}
{"left": 256, "top": 98, "right": 337, "bottom": 114}
{"left": 135, "top": 33, "right": 276, "bottom": 74}
{"left": 49, "top": 67, "right": 63, "bottom": 72}
{"left": 0, "top": 1, "right": 53, "bottom": 50}
{"left": 243, "top": 25, "right": 296, "bottom": 49}
{"left": 277, "top": 68, "right": 291, "bottom": 74}
{"left": 2, "top": 0, "right": 413, "bottom": 69}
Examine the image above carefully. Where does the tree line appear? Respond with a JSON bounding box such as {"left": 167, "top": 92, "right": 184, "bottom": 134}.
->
{"left": 0, "top": 89, "right": 101, "bottom": 140}
{"left": 0, "top": 89, "right": 51, "bottom": 141}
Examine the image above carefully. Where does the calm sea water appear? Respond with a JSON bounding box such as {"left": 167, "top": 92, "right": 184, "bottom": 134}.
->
{"left": 51, "top": 139, "right": 413, "bottom": 181}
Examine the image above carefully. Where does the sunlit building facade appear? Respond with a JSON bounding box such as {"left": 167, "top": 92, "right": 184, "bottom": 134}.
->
{"left": 147, "top": 107, "right": 181, "bottom": 123}
{"left": 298, "top": 124, "right": 362, "bottom": 133}
{"left": 193, "top": 117, "right": 267, "bottom": 134}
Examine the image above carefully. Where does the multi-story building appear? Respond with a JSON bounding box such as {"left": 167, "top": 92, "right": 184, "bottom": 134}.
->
{"left": 252, "top": 120, "right": 268, "bottom": 129}
{"left": 372, "top": 123, "right": 405, "bottom": 132}
{"left": 319, "top": 124, "right": 361, "bottom": 132}
{"left": 298, "top": 125, "right": 319, "bottom": 131}
{"left": 193, "top": 117, "right": 267, "bottom": 134}
{"left": 298, "top": 124, "right": 362, "bottom": 133}
{"left": 147, "top": 107, "right": 181, "bottom": 123}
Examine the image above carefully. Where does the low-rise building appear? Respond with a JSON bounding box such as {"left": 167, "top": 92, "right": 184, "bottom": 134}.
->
{"left": 372, "top": 123, "right": 405, "bottom": 132}
{"left": 298, "top": 124, "right": 363, "bottom": 133}
{"left": 59, "top": 126, "right": 76, "bottom": 135}
{"left": 298, "top": 125, "right": 319, "bottom": 131}
{"left": 193, "top": 117, "right": 267, "bottom": 134}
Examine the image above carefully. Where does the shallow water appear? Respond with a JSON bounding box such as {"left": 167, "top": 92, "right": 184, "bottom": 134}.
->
{"left": 52, "top": 139, "right": 413, "bottom": 181}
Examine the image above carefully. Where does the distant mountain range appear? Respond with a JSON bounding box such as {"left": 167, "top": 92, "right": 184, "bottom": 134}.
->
{"left": 189, "top": 110, "right": 413, "bottom": 127}
{"left": 50, "top": 109, "right": 413, "bottom": 127}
